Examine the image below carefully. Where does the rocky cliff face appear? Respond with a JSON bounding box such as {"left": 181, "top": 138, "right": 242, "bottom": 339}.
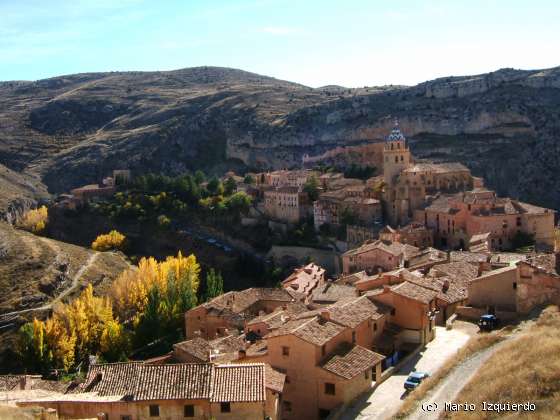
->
{"left": 0, "top": 66, "right": 559, "bottom": 209}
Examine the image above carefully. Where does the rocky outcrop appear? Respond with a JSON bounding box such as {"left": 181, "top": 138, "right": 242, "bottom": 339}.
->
{"left": 0, "top": 66, "right": 559, "bottom": 209}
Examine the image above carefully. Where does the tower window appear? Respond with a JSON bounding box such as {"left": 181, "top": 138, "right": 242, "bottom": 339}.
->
{"left": 401, "top": 155, "right": 403, "bottom": 161}
{"left": 395, "top": 156, "right": 398, "bottom": 163}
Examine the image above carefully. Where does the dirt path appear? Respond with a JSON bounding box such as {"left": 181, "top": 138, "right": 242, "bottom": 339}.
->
{"left": 404, "top": 339, "right": 511, "bottom": 420}
{"left": 0, "top": 250, "right": 99, "bottom": 319}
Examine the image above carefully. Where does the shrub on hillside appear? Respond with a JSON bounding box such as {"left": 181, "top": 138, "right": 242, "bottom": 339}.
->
{"left": 18, "top": 206, "right": 48, "bottom": 233}
{"left": 91, "top": 230, "right": 126, "bottom": 251}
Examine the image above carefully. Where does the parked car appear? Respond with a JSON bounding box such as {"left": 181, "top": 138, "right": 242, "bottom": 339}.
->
{"left": 478, "top": 314, "right": 500, "bottom": 331}
{"left": 404, "top": 371, "right": 429, "bottom": 390}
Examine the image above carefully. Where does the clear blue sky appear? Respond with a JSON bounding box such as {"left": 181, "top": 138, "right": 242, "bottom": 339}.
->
{"left": 1, "top": 0, "right": 559, "bottom": 87}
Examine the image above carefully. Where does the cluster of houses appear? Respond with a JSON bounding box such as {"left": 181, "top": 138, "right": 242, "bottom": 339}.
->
{"left": 241, "top": 121, "right": 555, "bottom": 254}
{"left": 12, "top": 243, "right": 560, "bottom": 419}
{"left": 6, "top": 122, "right": 559, "bottom": 419}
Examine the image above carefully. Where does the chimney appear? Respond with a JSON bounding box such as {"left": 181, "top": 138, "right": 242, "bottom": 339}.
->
{"left": 320, "top": 310, "right": 331, "bottom": 321}
{"left": 442, "top": 279, "right": 450, "bottom": 293}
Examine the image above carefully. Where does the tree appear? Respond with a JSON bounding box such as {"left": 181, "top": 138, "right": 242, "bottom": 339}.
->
{"left": 18, "top": 206, "right": 48, "bottom": 233}
{"left": 511, "top": 231, "right": 535, "bottom": 250}
{"left": 91, "top": 230, "right": 126, "bottom": 251}
{"left": 243, "top": 174, "right": 255, "bottom": 185}
{"left": 224, "top": 177, "right": 237, "bottom": 196}
{"left": 303, "top": 175, "right": 320, "bottom": 201}
{"left": 194, "top": 170, "right": 206, "bottom": 185}
{"left": 157, "top": 214, "right": 171, "bottom": 228}
{"left": 225, "top": 191, "right": 253, "bottom": 215}
{"left": 204, "top": 269, "right": 224, "bottom": 301}
{"left": 206, "top": 176, "right": 224, "bottom": 196}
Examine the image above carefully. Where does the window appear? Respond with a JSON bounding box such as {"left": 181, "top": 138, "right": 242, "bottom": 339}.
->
{"left": 325, "top": 382, "right": 336, "bottom": 395}
{"left": 321, "top": 345, "right": 326, "bottom": 356}
{"left": 352, "top": 331, "right": 356, "bottom": 344}
{"left": 121, "top": 416, "right": 132, "bottom": 420}
{"left": 283, "top": 401, "right": 292, "bottom": 412}
{"left": 513, "top": 282, "right": 517, "bottom": 290}
{"left": 373, "top": 322, "right": 378, "bottom": 332}
{"left": 220, "top": 402, "right": 231, "bottom": 413}
{"left": 391, "top": 308, "right": 396, "bottom": 316}
{"left": 319, "top": 408, "right": 330, "bottom": 419}
{"left": 184, "top": 405, "right": 195, "bottom": 417}
{"left": 149, "top": 405, "right": 160, "bottom": 417}
{"left": 282, "top": 346, "right": 290, "bottom": 356}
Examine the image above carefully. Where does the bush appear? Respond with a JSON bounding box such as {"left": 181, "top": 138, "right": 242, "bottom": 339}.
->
{"left": 92, "top": 230, "right": 126, "bottom": 251}
{"left": 18, "top": 206, "right": 48, "bottom": 233}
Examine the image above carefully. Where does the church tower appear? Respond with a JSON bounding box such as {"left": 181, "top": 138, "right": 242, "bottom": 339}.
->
{"left": 383, "top": 120, "right": 411, "bottom": 185}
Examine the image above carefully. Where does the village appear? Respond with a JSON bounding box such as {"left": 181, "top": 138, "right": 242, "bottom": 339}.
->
{"left": 2, "top": 122, "right": 560, "bottom": 420}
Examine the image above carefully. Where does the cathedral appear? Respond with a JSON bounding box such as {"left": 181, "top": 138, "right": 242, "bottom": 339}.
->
{"left": 381, "top": 121, "right": 475, "bottom": 226}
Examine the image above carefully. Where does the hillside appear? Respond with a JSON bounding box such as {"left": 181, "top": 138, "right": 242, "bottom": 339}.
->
{"left": 1, "top": 66, "right": 560, "bottom": 209}
{"left": 0, "top": 222, "right": 129, "bottom": 372}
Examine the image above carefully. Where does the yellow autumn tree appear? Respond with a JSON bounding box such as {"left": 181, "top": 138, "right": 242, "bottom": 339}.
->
{"left": 110, "top": 251, "right": 200, "bottom": 321}
{"left": 18, "top": 206, "right": 48, "bottom": 233}
{"left": 18, "top": 284, "right": 127, "bottom": 372}
{"left": 91, "top": 230, "right": 126, "bottom": 251}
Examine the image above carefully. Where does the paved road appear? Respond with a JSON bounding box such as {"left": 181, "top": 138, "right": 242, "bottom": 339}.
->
{"left": 340, "top": 323, "right": 476, "bottom": 420}
{"left": 406, "top": 339, "right": 509, "bottom": 420}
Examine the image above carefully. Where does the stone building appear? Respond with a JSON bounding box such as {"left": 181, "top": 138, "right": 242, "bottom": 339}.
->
{"left": 281, "top": 263, "right": 326, "bottom": 300}
{"left": 264, "top": 186, "right": 311, "bottom": 223}
{"left": 414, "top": 188, "right": 556, "bottom": 251}
{"left": 19, "top": 362, "right": 282, "bottom": 420}
{"left": 341, "top": 240, "right": 421, "bottom": 275}
{"left": 264, "top": 298, "right": 386, "bottom": 420}
{"left": 184, "top": 288, "right": 300, "bottom": 340}
{"left": 379, "top": 121, "right": 475, "bottom": 227}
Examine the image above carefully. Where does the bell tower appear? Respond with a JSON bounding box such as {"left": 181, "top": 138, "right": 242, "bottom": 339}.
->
{"left": 383, "top": 119, "right": 411, "bottom": 185}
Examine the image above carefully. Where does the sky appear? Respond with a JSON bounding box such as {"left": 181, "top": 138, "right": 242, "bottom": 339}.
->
{"left": 1, "top": 0, "right": 559, "bottom": 87}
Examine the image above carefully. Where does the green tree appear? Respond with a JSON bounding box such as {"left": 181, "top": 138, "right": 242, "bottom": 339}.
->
{"left": 194, "top": 170, "right": 206, "bottom": 185}
{"left": 207, "top": 176, "right": 224, "bottom": 196}
{"left": 204, "top": 269, "right": 224, "bottom": 301}
{"left": 225, "top": 191, "right": 253, "bottom": 215}
{"left": 303, "top": 175, "right": 320, "bottom": 201}
{"left": 243, "top": 174, "right": 255, "bottom": 185}
{"left": 224, "top": 177, "right": 237, "bottom": 196}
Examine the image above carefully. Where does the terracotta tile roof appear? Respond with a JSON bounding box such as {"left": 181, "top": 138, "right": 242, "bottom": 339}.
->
{"left": 246, "top": 340, "right": 268, "bottom": 357}
{"left": 326, "top": 296, "right": 385, "bottom": 328}
{"left": 265, "top": 365, "right": 286, "bottom": 393}
{"left": 403, "top": 162, "right": 470, "bottom": 174}
{"left": 134, "top": 364, "right": 213, "bottom": 401}
{"left": 82, "top": 362, "right": 143, "bottom": 398}
{"left": 335, "top": 271, "right": 370, "bottom": 285}
{"left": 321, "top": 344, "right": 385, "bottom": 380}
{"left": 406, "top": 275, "right": 467, "bottom": 304}
{"left": 343, "top": 240, "right": 420, "bottom": 259}
{"left": 173, "top": 337, "right": 210, "bottom": 362}
{"left": 490, "top": 253, "right": 527, "bottom": 264}
{"left": 195, "top": 287, "right": 296, "bottom": 317}
{"left": 211, "top": 364, "right": 266, "bottom": 402}
{"left": 450, "top": 251, "right": 489, "bottom": 264}
{"left": 524, "top": 254, "right": 558, "bottom": 275}
{"left": 430, "top": 261, "right": 479, "bottom": 281}
{"left": 266, "top": 316, "right": 346, "bottom": 347}
{"left": 282, "top": 263, "right": 325, "bottom": 296}
{"left": 311, "top": 282, "right": 359, "bottom": 303}
{"left": 469, "top": 265, "right": 518, "bottom": 284}
{"left": 79, "top": 362, "right": 267, "bottom": 403}
{"left": 0, "top": 375, "right": 24, "bottom": 391}
{"left": 390, "top": 281, "right": 437, "bottom": 304}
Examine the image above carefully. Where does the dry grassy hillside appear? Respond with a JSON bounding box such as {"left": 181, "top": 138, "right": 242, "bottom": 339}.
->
{"left": 0, "top": 222, "right": 129, "bottom": 372}
{"left": 448, "top": 306, "right": 560, "bottom": 419}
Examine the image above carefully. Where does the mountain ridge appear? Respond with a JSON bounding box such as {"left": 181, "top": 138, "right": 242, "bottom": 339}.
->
{"left": 1, "top": 65, "right": 559, "bottom": 210}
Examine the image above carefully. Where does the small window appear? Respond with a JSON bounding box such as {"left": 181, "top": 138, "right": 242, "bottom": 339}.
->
{"left": 391, "top": 308, "right": 396, "bottom": 316}
{"left": 283, "top": 401, "right": 292, "bottom": 412}
{"left": 513, "top": 282, "right": 517, "bottom": 290}
{"left": 121, "top": 416, "right": 132, "bottom": 420}
{"left": 220, "top": 402, "right": 231, "bottom": 413}
{"left": 282, "top": 346, "right": 290, "bottom": 356}
{"left": 184, "top": 405, "right": 195, "bottom": 417}
{"left": 321, "top": 345, "right": 326, "bottom": 356}
{"left": 149, "top": 405, "right": 160, "bottom": 417}
{"left": 373, "top": 322, "right": 378, "bottom": 332}
{"left": 325, "top": 382, "right": 336, "bottom": 395}
{"left": 352, "top": 331, "right": 356, "bottom": 344}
